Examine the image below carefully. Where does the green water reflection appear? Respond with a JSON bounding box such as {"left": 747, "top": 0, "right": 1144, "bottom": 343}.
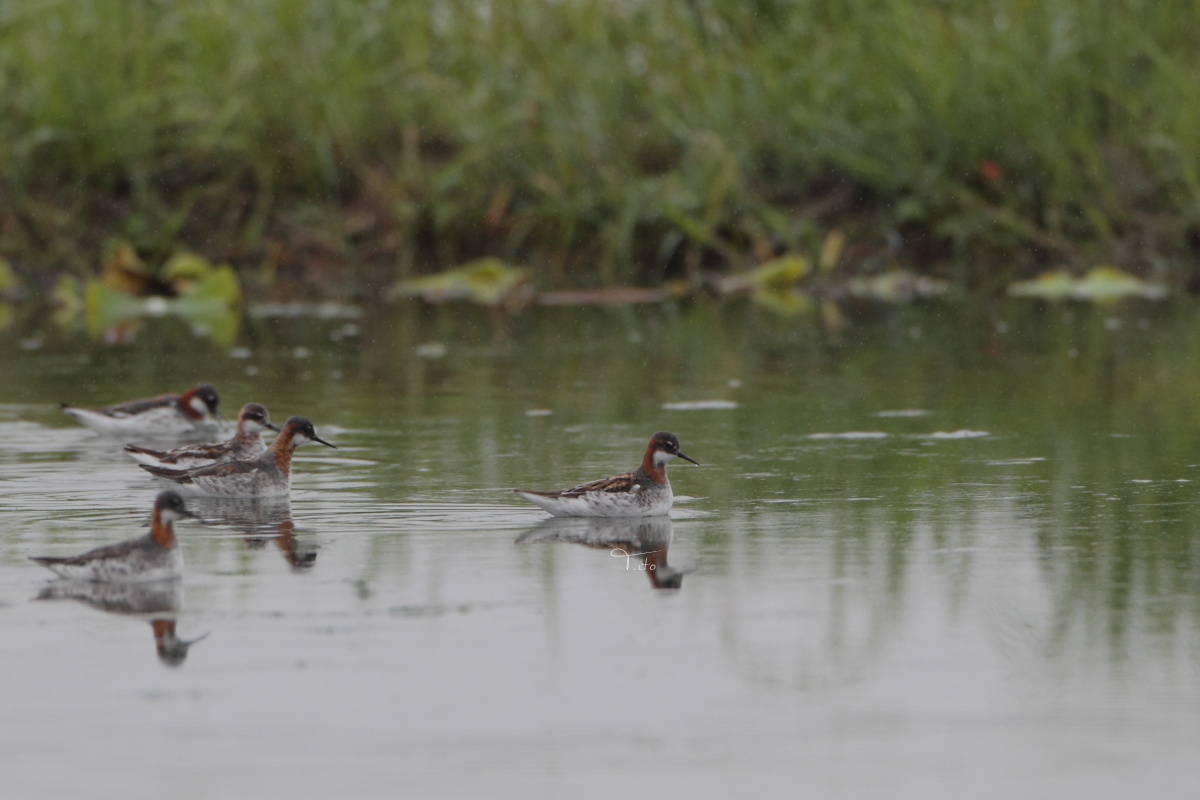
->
{"left": 5, "top": 302, "right": 1200, "bottom": 637}
{"left": 2, "top": 298, "right": 1199, "bottom": 795}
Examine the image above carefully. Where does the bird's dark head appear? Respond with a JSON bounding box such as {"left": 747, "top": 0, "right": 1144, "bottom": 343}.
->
{"left": 239, "top": 403, "right": 279, "bottom": 433}
{"left": 648, "top": 431, "right": 699, "bottom": 466}
{"left": 281, "top": 416, "right": 337, "bottom": 449}
{"left": 154, "top": 490, "right": 197, "bottom": 523}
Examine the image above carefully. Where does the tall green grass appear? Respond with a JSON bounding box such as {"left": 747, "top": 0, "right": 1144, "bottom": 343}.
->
{"left": 3, "top": 0, "right": 1200, "bottom": 288}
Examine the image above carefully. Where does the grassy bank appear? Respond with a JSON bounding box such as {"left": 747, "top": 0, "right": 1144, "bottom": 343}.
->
{"left": 3, "top": 0, "right": 1200, "bottom": 296}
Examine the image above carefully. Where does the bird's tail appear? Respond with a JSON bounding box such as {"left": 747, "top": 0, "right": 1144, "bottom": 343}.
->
{"left": 139, "top": 464, "right": 191, "bottom": 483}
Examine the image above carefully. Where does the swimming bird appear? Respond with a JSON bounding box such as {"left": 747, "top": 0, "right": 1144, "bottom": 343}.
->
{"left": 138, "top": 416, "right": 336, "bottom": 498}
{"left": 123, "top": 402, "right": 279, "bottom": 468}
{"left": 30, "top": 491, "right": 197, "bottom": 582}
{"left": 62, "top": 383, "right": 222, "bottom": 438}
{"left": 514, "top": 431, "right": 699, "bottom": 517}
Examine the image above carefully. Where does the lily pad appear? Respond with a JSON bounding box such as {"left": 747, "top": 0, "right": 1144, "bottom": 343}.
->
{"left": 847, "top": 271, "right": 948, "bottom": 302}
{"left": 1007, "top": 271, "right": 1076, "bottom": 299}
{"left": 395, "top": 258, "right": 527, "bottom": 305}
{"left": 100, "top": 244, "right": 154, "bottom": 295}
{"left": 173, "top": 268, "right": 242, "bottom": 346}
{"left": 750, "top": 285, "right": 813, "bottom": 315}
{"left": 818, "top": 230, "right": 845, "bottom": 273}
{"left": 1073, "top": 266, "right": 1168, "bottom": 300}
{"left": 178, "top": 264, "right": 242, "bottom": 306}
{"left": 746, "top": 255, "right": 811, "bottom": 289}
{"left": 51, "top": 276, "right": 84, "bottom": 327}
{"left": 162, "top": 251, "right": 216, "bottom": 283}
{"left": 82, "top": 259, "right": 242, "bottom": 344}
{"left": 176, "top": 305, "right": 240, "bottom": 347}
{"left": 85, "top": 280, "right": 145, "bottom": 334}
{"left": 1008, "top": 266, "right": 1167, "bottom": 301}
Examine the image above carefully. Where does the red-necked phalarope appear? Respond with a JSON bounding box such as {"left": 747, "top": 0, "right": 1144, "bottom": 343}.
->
{"left": 62, "top": 383, "right": 222, "bottom": 438}
{"left": 139, "top": 416, "right": 336, "bottom": 498}
{"left": 30, "top": 491, "right": 197, "bottom": 582}
{"left": 124, "top": 402, "right": 279, "bottom": 468}
{"left": 514, "top": 431, "right": 699, "bottom": 517}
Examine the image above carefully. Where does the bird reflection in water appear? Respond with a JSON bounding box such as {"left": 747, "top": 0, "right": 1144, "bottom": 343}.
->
{"left": 36, "top": 579, "right": 207, "bottom": 667}
{"left": 516, "top": 517, "right": 691, "bottom": 589}
{"left": 189, "top": 497, "right": 317, "bottom": 571}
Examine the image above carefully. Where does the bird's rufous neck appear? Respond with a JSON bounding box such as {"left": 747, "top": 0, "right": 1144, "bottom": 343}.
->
{"left": 640, "top": 448, "right": 667, "bottom": 485}
{"left": 270, "top": 432, "right": 298, "bottom": 477}
{"left": 175, "top": 388, "right": 204, "bottom": 421}
{"left": 150, "top": 510, "right": 176, "bottom": 548}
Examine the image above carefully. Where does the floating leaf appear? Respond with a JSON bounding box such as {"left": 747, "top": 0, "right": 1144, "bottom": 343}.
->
{"left": 1007, "top": 271, "right": 1076, "bottom": 299}
{"left": 178, "top": 305, "right": 240, "bottom": 347}
{"left": 1008, "top": 266, "right": 1167, "bottom": 301}
{"left": 395, "top": 258, "right": 527, "bottom": 305}
{"left": 162, "top": 250, "right": 215, "bottom": 283}
{"left": 744, "top": 255, "right": 814, "bottom": 314}
{"left": 745, "top": 254, "right": 811, "bottom": 290}
{"left": 85, "top": 279, "right": 145, "bottom": 335}
{"left": 847, "top": 271, "right": 948, "bottom": 302}
{"left": 52, "top": 276, "right": 83, "bottom": 327}
{"left": 750, "top": 285, "right": 813, "bottom": 315}
{"left": 818, "top": 230, "right": 846, "bottom": 273}
{"left": 82, "top": 259, "right": 242, "bottom": 344}
{"left": 101, "top": 244, "right": 153, "bottom": 295}
{"left": 173, "top": 266, "right": 242, "bottom": 346}
{"left": 1073, "top": 266, "right": 1168, "bottom": 301}
{"left": 179, "top": 264, "right": 241, "bottom": 306}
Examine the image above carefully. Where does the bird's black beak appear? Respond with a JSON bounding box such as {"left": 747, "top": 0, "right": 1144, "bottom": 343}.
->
{"left": 677, "top": 451, "right": 700, "bottom": 466}
{"left": 265, "top": 421, "right": 281, "bottom": 432}
{"left": 212, "top": 408, "right": 226, "bottom": 421}
{"left": 313, "top": 435, "right": 337, "bottom": 449}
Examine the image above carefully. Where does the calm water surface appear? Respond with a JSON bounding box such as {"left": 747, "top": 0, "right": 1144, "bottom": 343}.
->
{"left": 1, "top": 301, "right": 1199, "bottom": 798}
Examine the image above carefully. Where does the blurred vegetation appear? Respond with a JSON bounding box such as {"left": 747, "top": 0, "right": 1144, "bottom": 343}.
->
{"left": 3, "top": 0, "right": 1200, "bottom": 295}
